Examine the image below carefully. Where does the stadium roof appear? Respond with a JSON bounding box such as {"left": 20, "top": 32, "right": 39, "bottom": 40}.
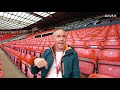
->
{"left": 0, "top": 12, "right": 56, "bottom": 30}
{"left": 0, "top": 12, "right": 119, "bottom": 31}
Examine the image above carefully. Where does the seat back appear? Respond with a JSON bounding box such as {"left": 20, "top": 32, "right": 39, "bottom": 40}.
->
{"left": 98, "top": 49, "right": 120, "bottom": 78}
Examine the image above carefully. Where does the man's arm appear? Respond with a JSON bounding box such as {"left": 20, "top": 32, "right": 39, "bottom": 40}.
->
{"left": 72, "top": 51, "right": 80, "bottom": 78}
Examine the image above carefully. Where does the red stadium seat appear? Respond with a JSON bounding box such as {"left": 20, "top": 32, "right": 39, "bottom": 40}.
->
{"left": 0, "top": 71, "right": 3, "bottom": 78}
{"left": 21, "top": 52, "right": 35, "bottom": 76}
{"left": 14, "top": 51, "right": 21, "bottom": 66}
{"left": 86, "top": 40, "right": 103, "bottom": 49}
{"left": 66, "top": 40, "right": 74, "bottom": 47}
{"left": 35, "top": 46, "right": 44, "bottom": 58}
{"left": 74, "top": 41, "right": 86, "bottom": 48}
{"left": 25, "top": 53, "right": 35, "bottom": 78}
{"left": 103, "top": 40, "right": 120, "bottom": 49}
{"left": 18, "top": 52, "right": 26, "bottom": 70}
{"left": 44, "top": 41, "right": 50, "bottom": 47}
{"left": 75, "top": 48, "right": 97, "bottom": 75}
{"left": 82, "top": 37, "right": 92, "bottom": 41}
{"left": 88, "top": 73, "right": 114, "bottom": 78}
{"left": 98, "top": 49, "right": 120, "bottom": 78}
{"left": 93, "top": 36, "right": 106, "bottom": 41}
{"left": 73, "top": 37, "right": 82, "bottom": 41}
{"left": 106, "top": 36, "right": 119, "bottom": 40}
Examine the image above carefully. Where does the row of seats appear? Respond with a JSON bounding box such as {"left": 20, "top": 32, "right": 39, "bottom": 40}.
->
{"left": 0, "top": 34, "right": 20, "bottom": 42}
{"left": 3, "top": 38, "right": 120, "bottom": 53}
{"left": 2, "top": 24, "right": 120, "bottom": 45}
{"left": 1, "top": 45, "right": 41, "bottom": 78}
{"left": 1, "top": 44, "right": 120, "bottom": 78}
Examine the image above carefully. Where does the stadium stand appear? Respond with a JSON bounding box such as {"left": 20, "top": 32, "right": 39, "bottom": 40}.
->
{"left": 0, "top": 12, "right": 120, "bottom": 78}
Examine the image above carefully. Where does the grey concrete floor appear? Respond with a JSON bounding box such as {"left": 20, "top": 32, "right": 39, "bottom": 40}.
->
{"left": 0, "top": 48, "right": 27, "bottom": 78}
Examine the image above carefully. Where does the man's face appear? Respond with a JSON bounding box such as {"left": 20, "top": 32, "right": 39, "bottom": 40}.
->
{"left": 53, "top": 29, "right": 66, "bottom": 51}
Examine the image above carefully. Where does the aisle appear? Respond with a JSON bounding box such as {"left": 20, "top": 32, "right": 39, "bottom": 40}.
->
{"left": 0, "top": 48, "right": 27, "bottom": 78}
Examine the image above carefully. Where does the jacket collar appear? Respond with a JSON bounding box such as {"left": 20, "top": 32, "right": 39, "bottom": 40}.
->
{"left": 65, "top": 46, "right": 74, "bottom": 55}
{"left": 49, "top": 45, "right": 74, "bottom": 56}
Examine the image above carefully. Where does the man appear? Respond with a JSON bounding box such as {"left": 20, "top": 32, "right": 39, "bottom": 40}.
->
{"left": 30, "top": 27, "right": 80, "bottom": 78}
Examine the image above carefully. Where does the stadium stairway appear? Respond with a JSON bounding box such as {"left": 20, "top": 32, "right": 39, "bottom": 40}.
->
{"left": 0, "top": 48, "right": 27, "bottom": 78}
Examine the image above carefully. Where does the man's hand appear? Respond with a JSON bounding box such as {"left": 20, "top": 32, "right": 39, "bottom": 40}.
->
{"left": 34, "top": 58, "right": 48, "bottom": 69}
